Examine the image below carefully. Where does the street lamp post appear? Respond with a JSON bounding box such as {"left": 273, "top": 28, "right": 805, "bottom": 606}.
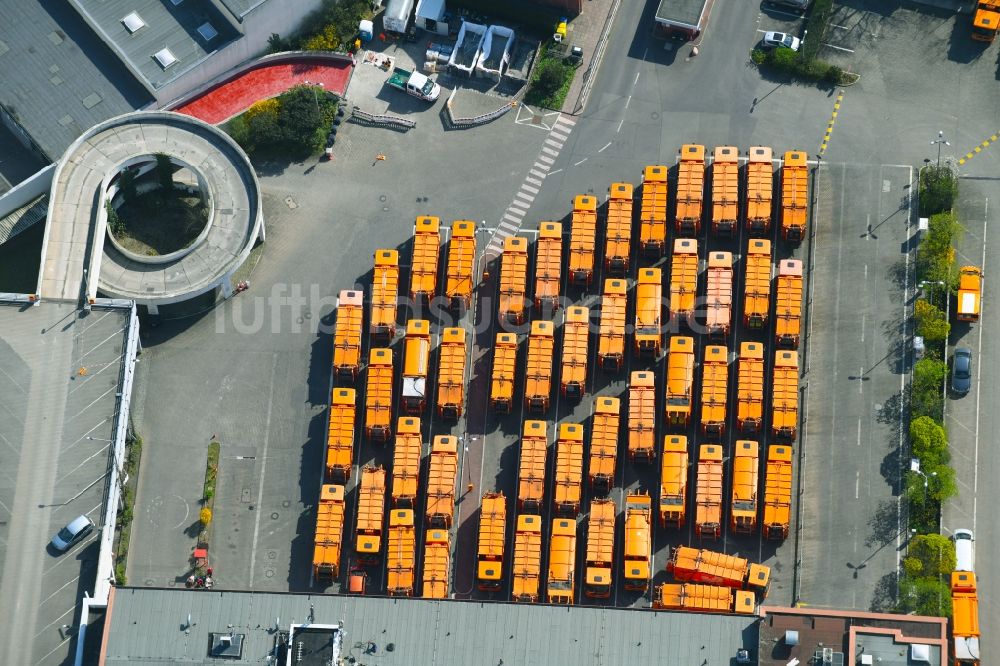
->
{"left": 910, "top": 458, "right": 937, "bottom": 498}
{"left": 303, "top": 80, "right": 324, "bottom": 111}
{"left": 930, "top": 131, "right": 950, "bottom": 168}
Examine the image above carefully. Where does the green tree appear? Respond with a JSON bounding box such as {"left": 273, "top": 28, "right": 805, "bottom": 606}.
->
{"left": 910, "top": 358, "right": 947, "bottom": 421}
{"left": 914, "top": 299, "right": 950, "bottom": 343}
{"left": 909, "top": 416, "right": 949, "bottom": 467}
{"left": 105, "top": 201, "right": 125, "bottom": 235}
{"left": 897, "top": 573, "right": 952, "bottom": 617}
{"left": 920, "top": 165, "right": 959, "bottom": 216}
{"left": 155, "top": 153, "right": 174, "bottom": 192}
{"left": 925, "top": 462, "right": 958, "bottom": 502}
{"left": 276, "top": 86, "right": 327, "bottom": 156}
{"left": 903, "top": 534, "right": 956, "bottom": 578}
{"left": 917, "top": 212, "right": 961, "bottom": 287}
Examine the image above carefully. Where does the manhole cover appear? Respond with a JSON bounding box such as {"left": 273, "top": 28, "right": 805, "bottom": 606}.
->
{"left": 282, "top": 500, "right": 291, "bottom": 508}
{"left": 145, "top": 579, "right": 155, "bottom": 586}
{"left": 284, "top": 196, "right": 298, "bottom": 209}
{"left": 265, "top": 569, "right": 274, "bottom": 578}
{"left": 532, "top": 115, "right": 542, "bottom": 125}
{"left": 650, "top": 112, "right": 660, "bottom": 120}
{"left": 267, "top": 550, "right": 277, "bottom": 560}
{"left": 271, "top": 512, "right": 279, "bottom": 520}
{"left": 379, "top": 194, "right": 387, "bottom": 202}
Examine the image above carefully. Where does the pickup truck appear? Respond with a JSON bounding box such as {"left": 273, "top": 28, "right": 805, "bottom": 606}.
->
{"left": 387, "top": 68, "right": 441, "bottom": 102}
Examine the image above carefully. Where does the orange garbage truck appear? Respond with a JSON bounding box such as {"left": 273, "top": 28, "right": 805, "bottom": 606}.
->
{"left": 951, "top": 571, "right": 981, "bottom": 664}
{"left": 518, "top": 420, "right": 548, "bottom": 513}
{"left": 763, "top": 444, "right": 793, "bottom": 540}
{"left": 490, "top": 332, "right": 518, "bottom": 414}
{"left": 667, "top": 546, "right": 771, "bottom": 597}
{"left": 333, "top": 290, "right": 364, "bottom": 383}
{"left": 675, "top": 144, "right": 706, "bottom": 236}
{"left": 589, "top": 397, "right": 620, "bottom": 494}
{"left": 547, "top": 518, "right": 577, "bottom": 604}
{"left": 421, "top": 528, "right": 450, "bottom": 599}
{"left": 665, "top": 336, "right": 695, "bottom": 430}
{"left": 524, "top": 320, "right": 555, "bottom": 414}
{"left": 730, "top": 440, "right": 759, "bottom": 535}
{"left": 653, "top": 583, "right": 756, "bottom": 614}
{"left": 560, "top": 306, "right": 590, "bottom": 400}
{"left": 436, "top": 327, "right": 467, "bottom": 420}
{"left": 326, "top": 387, "right": 357, "bottom": 483}
{"left": 744, "top": 239, "right": 772, "bottom": 330}
{"left": 391, "top": 416, "right": 422, "bottom": 509}
{"left": 605, "top": 182, "right": 634, "bottom": 275}
{"left": 312, "top": 484, "right": 345, "bottom": 581}
{"left": 745, "top": 146, "right": 773, "bottom": 235}
{"left": 772, "top": 350, "right": 799, "bottom": 441}
{"left": 635, "top": 267, "right": 663, "bottom": 358}
{"left": 355, "top": 465, "right": 387, "bottom": 564}
{"left": 957, "top": 265, "right": 983, "bottom": 323}
{"left": 534, "top": 221, "right": 563, "bottom": 314}
{"left": 401, "top": 319, "right": 431, "bottom": 415}
{"left": 736, "top": 341, "right": 765, "bottom": 433}
{"left": 386, "top": 508, "right": 416, "bottom": 596}
{"left": 660, "top": 435, "right": 689, "bottom": 529}
{"left": 370, "top": 249, "right": 399, "bottom": 344}
{"left": 699, "top": 344, "right": 728, "bottom": 437}
{"left": 477, "top": 492, "right": 506, "bottom": 592}
{"left": 639, "top": 165, "right": 669, "bottom": 258}
{"left": 711, "top": 146, "right": 739, "bottom": 236}
{"left": 584, "top": 498, "right": 616, "bottom": 599}
{"left": 694, "top": 444, "right": 723, "bottom": 539}
{"left": 445, "top": 220, "right": 477, "bottom": 310}
{"left": 512, "top": 514, "right": 543, "bottom": 602}
{"left": 598, "top": 278, "right": 628, "bottom": 372}
{"left": 569, "top": 194, "right": 599, "bottom": 286}
{"left": 499, "top": 236, "right": 529, "bottom": 325}
{"left": 409, "top": 216, "right": 441, "bottom": 303}
{"left": 364, "top": 348, "right": 394, "bottom": 442}
{"left": 972, "top": 0, "right": 1000, "bottom": 41}
{"left": 623, "top": 492, "right": 652, "bottom": 592}
{"left": 781, "top": 151, "right": 808, "bottom": 243}
{"left": 775, "top": 259, "right": 802, "bottom": 348}
{"left": 426, "top": 435, "right": 458, "bottom": 528}
{"left": 669, "top": 239, "right": 699, "bottom": 328}
{"left": 554, "top": 423, "right": 584, "bottom": 517}
{"left": 705, "top": 251, "right": 733, "bottom": 339}
{"left": 628, "top": 370, "right": 657, "bottom": 463}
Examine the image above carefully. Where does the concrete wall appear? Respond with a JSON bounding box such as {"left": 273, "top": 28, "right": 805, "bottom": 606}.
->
{"left": 0, "top": 164, "right": 55, "bottom": 219}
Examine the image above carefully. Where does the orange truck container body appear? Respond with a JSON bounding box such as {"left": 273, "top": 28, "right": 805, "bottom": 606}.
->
{"left": 554, "top": 423, "right": 584, "bottom": 517}
{"left": 639, "top": 165, "right": 669, "bottom": 258}
{"left": 653, "top": 583, "right": 756, "bottom": 614}
{"left": 598, "top": 278, "right": 628, "bottom": 372}
{"left": 635, "top": 267, "right": 663, "bottom": 358}
{"left": 426, "top": 435, "right": 458, "bottom": 528}
{"left": 421, "top": 528, "right": 450, "bottom": 599}
{"left": 518, "top": 420, "right": 548, "bottom": 513}
{"left": 524, "top": 320, "right": 555, "bottom": 413}
{"left": 605, "top": 182, "right": 634, "bottom": 275}
{"left": 694, "top": 444, "right": 723, "bottom": 539}
{"left": 333, "top": 290, "right": 364, "bottom": 382}
{"left": 772, "top": 350, "right": 799, "bottom": 440}
{"left": 569, "top": 194, "right": 599, "bottom": 286}
{"left": 534, "top": 221, "right": 563, "bottom": 314}
{"left": 668, "top": 546, "right": 771, "bottom": 597}
{"left": 628, "top": 371, "right": 657, "bottom": 463}
{"left": 951, "top": 571, "right": 981, "bottom": 664}
{"left": 736, "top": 342, "right": 765, "bottom": 432}
{"left": 445, "top": 220, "right": 477, "bottom": 310}
{"left": 547, "top": 518, "right": 577, "bottom": 604}
{"left": 584, "top": 498, "right": 616, "bottom": 599}
{"left": 700, "top": 345, "right": 729, "bottom": 437}
{"left": 665, "top": 336, "right": 695, "bottom": 430}
{"left": 409, "top": 216, "right": 441, "bottom": 302}
{"left": 386, "top": 508, "right": 416, "bottom": 596}
{"left": 670, "top": 239, "right": 699, "bottom": 328}
{"left": 312, "top": 484, "right": 345, "bottom": 580}
{"left": 370, "top": 249, "right": 399, "bottom": 343}
{"left": 675, "top": 144, "right": 706, "bottom": 236}
{"left": 512, "top": 514, "right": 543, "bottom": 602}
{"left": 781, "top": 151, "right": 808, "bottom": 242}
{"left": 744, "top": 239, "right": 772, "bottom": 330}
{"left": 711, "top": 146, "right": 739, "bottom": 236}
{"left": 745, "top": 146, "right": 774, "bottom": 235}
{"left": 490, "top": 332, "right": 518, "bottom": 414}
{"left": 499, "top": 236, "right": 529, "bottom": 324}
{"left": 763, "top": 445, "right": 793, "bottom": 540}
{"left": 364, "top": 348, "right": 394, "bottom": 442}
{"left": 660, "top": 436, "right": 688, "bottom": 529}
{"left": 957, "top": 265, "right": 983, "bottom": 322}
{"left": 560, "top": 306, "right": 590, "bottom": 400}
{"left": 355, "top": 465, "right": 387, "bottom": 564}
{"left": 705, "top": 251, "right": 733, "bottom": 339}
{"left": 623, "top": 493, "right": 652, "bottom": 592}
{"left": 326, "top": 388, "right": 356, "bottom": 483}
{"left": 589, "top": 397, "right": 620, "bottom": 494}
{"left": 730, "top": 440, "right": 759, "bottom": 535}
{"left": 401, "top": 319, "right": 431, "bottom": 415}
{"left": 775, "top": 259, "right": 803, "bottom": 348}
{"left": 437, "top": 327, "right": 467, "bottom": 420}
{"left": 477, "top": 492, "right": 506, "bottom": 591}
{"left": 391, "top": 417, "right": 422, "bottom": 509}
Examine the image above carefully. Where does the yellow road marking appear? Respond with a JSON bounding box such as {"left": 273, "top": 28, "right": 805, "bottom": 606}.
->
{"left": 957, "top": 130, "right": 1000, "bottom": 166}
{"left": 818, "top": 90, "right": 845, "bottom": 156}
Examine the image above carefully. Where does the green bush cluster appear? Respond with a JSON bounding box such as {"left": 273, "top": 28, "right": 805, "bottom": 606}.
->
{"left": 752, "top": 47, "right": 845, "bottom": 84}
{"left": 227, "top": 86, "right": 338, "bottom": 158}
{"left": 524, "top": 48, "right": 576, "bottom": 110}
{"left": 802, "top": 0, "right": 834, "bottom": 62}
{"left": 113, "top": 434, "right": 143, "bottom": 587}
{"left": 920, "top": 165, "right": 959, "bottom": 216}
{"left": 897, "top": 534, "right": 954, "bottom": 617}
{"left": 269, "top": 0, "right": 373, "bottom": 54}
{"left": 916, "top": 211, "right": 961, "bottom": 291}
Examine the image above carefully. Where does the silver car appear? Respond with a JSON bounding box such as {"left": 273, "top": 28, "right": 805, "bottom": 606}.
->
{"left": 51, "top": 515, "right": 95, "bottom": 552}
{"left": 762, "top": 31, "right": 802, "bottom": 51}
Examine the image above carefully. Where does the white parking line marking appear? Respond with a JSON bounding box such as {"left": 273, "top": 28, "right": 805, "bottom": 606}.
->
{"left": 617, "top": 118, "right": 624, "bottom": 133}
{"left": 525, "top": 176, "right": 543, "bottom": 186}
{"left": 502, "top": 213, "right": 521, "bottom": 224}
{"left": 533, "top": 162, "right": 551, "bottom": 171}
{"left": 549, "top": 168, "right": 563, "bottom": 175}
{"left": 625, "top": 95, "right": 632, "bottom": 109}
{"left": 500, "top": 221, "right": 519, "bottom": 231}
{"left": 574, "top": 158, "right": 588, "bottom": 166}
{"left": 516, "top": 192, "right": 534, "bottom": 204}
{"left": 823, "top": 43, "right": 854, "bottom": 52}
{"left": 599, "top": 142, "right": 612, "bottom": 152}
{"left": 545, "top": 138, "right": 564, "bottom": 149}
{"left": 633, "top": 72, "right": 640, "bottom": 85}
{"left": 550, "top": 130, "right": 569, "bottom": 141}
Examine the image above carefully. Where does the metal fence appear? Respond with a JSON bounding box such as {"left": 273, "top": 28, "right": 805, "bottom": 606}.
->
{"left": 349, "top": 106, "right": 416, "bottom": 130}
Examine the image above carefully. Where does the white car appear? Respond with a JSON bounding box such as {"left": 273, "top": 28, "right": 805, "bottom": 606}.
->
{"left": 50, "top": 515, "right": 95, "bottom": 552}
{"left": 762, "top": 31, "right": 802, "bottom": 51}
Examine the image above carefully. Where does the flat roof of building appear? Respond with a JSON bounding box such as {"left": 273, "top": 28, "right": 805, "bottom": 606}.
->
{"left": 102, "top": 587, "right": 760, "bottom": 664}
{"left": 0, "top": 1, "right": 153, "bottom": 161}
{"left": 68, "top": 0, "right": 239, "bottom": 93}
{"left": 217, "top": 0, "right": 270, "bottom": 20}
{"left": 0, "top": 300, "right": 135, "bottom": 665}
{"left": 655, "top": 0, "right": 708, "bottom": 29}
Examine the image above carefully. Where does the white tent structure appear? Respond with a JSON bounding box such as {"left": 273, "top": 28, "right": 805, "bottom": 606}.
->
{"left": 448, "top": 20, "right": 486, "bottom": 76}
{"left": 476, "top": 25, "right": 515, "bottom": 80}
{"left": 415, "top": 0, "right": 448, "bottom": 35}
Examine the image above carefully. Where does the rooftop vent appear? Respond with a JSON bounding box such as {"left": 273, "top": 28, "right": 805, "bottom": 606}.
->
{"left": 153, "top": 48, "right": 177, "bottom": 69}
{"left": 197, "top": 22, "right": 218, "bottom": 41}
{"left": 121, "top": 12, "right": 145, "bottom": 33}
{"left": 208, "top": 632, "right": 245, "bottom": 659}
{"left": 784, "top": 630, "right": 799, "bottom": 646}
{"left": 911, "top": 644, "right": 932, "bottom": 663}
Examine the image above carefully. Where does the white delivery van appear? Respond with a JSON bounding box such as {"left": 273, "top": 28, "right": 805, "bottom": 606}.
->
{"left": 953, "top": 529, "right": 974, "bottom": 572}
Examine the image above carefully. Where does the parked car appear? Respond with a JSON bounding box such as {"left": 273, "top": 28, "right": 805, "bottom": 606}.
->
{"left": 765, "top": 0, "right": 810, "bottom": 13}
{"left": 762, "top": 31, "right": 802, "bottom": 51}
{"left": 951, "top": 347, "right": 973, "bottom": 395}
{"left": 50, "top": 515, "right": 95, "bottom": 552}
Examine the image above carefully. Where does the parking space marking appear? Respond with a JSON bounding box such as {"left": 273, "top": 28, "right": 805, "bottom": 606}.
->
{"left": 538, "top": 155, "right": 555, "bottom": 165}
{"left": 818, "top": 89, "right": 845, "bottom": 156}
{"left": 544, "top": 138, "right": 564, "bottom": 149}
{"left": 822, "top": 43, "right": 855, "bottom": 53}
{"left": 957, "top": 132, "right": 1000, "bottom": 166}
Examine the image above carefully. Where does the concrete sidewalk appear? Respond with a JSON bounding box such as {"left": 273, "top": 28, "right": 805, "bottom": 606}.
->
{"left": 560, "top": 0, "right": 622, "bottom": 114}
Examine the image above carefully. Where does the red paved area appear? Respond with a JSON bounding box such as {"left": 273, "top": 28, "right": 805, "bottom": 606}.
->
{"left": 175, "top": 59, "right": 353, "bottom": 125}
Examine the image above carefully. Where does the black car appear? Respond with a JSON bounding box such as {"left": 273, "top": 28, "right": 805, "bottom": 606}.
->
{"left": 951, "top": 347, "right": 972, "bottom": 395}
{"left": 766, "top": 0, "right": 809, "bottom": 12}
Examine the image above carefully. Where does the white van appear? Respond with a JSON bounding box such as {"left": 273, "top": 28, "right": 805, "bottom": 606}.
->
{"left": 953, "top": 529, "right": 974, "bottom": 572}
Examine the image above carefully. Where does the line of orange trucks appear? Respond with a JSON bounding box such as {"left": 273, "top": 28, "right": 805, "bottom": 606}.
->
{"left": 498, "top": 236, "right": 529, "bottom": 325}
{"left": 370, "top": 249, "right": 399, "bottom": 344}
{"left": 775, "top": 259, "right": 803, "bottom": 348}
{"left": 554, "top": 423, "right": 584, "bottom": 517}
{"left": 436, "top": 327, "right": 466, "bottom": 420}
{"left": 560, "top": 306, "right": 589, "bottom": 400}
{"left": 710, "top": 146, "right": 738, "bottom": 236}
{"left": 639, "top": 165, "right": 669, "bottom": 258}
{"left": 534, "top": 221, "right": 562, "bottom": 314}
{"left": 333, "top": 290, "right": 364, "bottom": 382}
{"left": 326, "top": 388, "right": 356, "bottom": 483}
{"left": 401, "top": 319, "right": 430, "bottom": 414}
{"left": 524, "top": 320, "right": 554, "bottom": 413}
{"left": 444, "top": 220, "right": 476, "bottom": 310}
{"left": 660, "top": 435, "right": 688, "bottom": 529}
{"left": 568, "top": 194, "right": 598, "bottom": 286}
{"left": 476, "top": 492, "right": 506, "bottom": 592}
{"left": 605, "top": 182, "right": 633, "bottom": 275}
{"left": 598, "top": 278, "right": 628, "bottom": 372}
{"left": 628, "top": 370, "right": 657, "bottom": 463}
{"left": 781, "top": 151, "right": 808, "bottom": 243}
{"left": 667, "top": 546, "right": 771, "bottom": 598}
{"left": 364, "top": 348, "right": 393, "bottom": 442}
{"left": 589, "top": 397, "right": 620, "bottom": 494}
{"left": 490, "top": 332, "right": 518, "bottom": 414}
{"left": 409, "top": 216, "right": 440, "bottom": 303}
{"left": 675, "top": 144, "right": 705, "bottom": 236}
{"left": 745, "top": 146, "right": 773, "bottom": 235}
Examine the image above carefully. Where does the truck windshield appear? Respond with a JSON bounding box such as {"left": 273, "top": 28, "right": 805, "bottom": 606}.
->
{"left": 422, "top": 81, "right": 436, "bottom": 96}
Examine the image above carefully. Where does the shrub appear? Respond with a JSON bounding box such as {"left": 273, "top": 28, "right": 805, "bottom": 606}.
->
{"left": 267, "top": 33, "right": 289, "bottom": 53}
{"left": 155, "top": 153, "right": 173, "bottom": 191}
{"left": 762, "top": 48, "right": 849, "bottom": 85}
{"left": 911, "top": 357, "right": 946, "bottom": 421}
{"left": 896, "top": 573, "right": 952, "bottom": 617}
{"left": 909, "top": 416, "right": 949, "bottom": 467}
{"left": 914, "top": 299, "right": 950, "bottom": 343}
{"left": 525, "top": 52, "right": 575, "bottom": 109}
{"left": 106, "top": 201, "right": 125, "bottom": 235}
{"left": 118, "top": 169, "right": 137, "bottom": 202}
{"left": 200, "top": 507, "right": 213, "bottom": 527}
{"left": 802, "top": 0, "right": 834, "bottom": 62}
{"left": 303, "top": 24, "right": 340, "bottom": 51}
{"left": 920, "top": 165, "right": 958, "bottom": 216}
{"left": 903, "top": 534, "right": 956, "bottom": 578}
{"left": 750, "top": 48, "right": 766, "bottom": 65}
